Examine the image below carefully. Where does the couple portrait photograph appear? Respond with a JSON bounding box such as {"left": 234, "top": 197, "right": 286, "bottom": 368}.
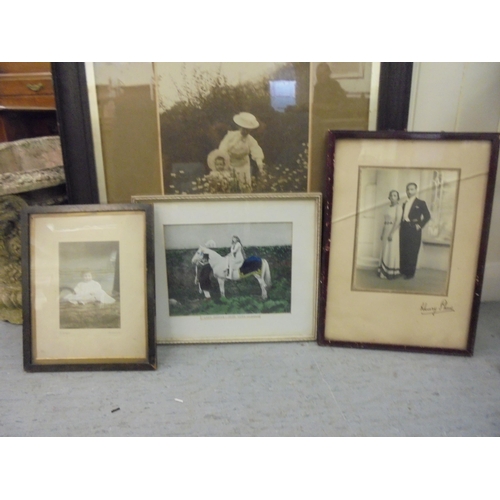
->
{"left": 352, "top": 167, "right": 460, "bottom": 296}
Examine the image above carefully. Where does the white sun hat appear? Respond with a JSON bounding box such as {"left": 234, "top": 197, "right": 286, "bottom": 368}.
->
{"left": 233, "top": 112, "right": 259, "bottom": 130}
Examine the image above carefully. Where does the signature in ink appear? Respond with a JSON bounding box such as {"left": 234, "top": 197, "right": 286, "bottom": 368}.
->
{"left": 421, "top": 300, "right": 455, "bottom": 316}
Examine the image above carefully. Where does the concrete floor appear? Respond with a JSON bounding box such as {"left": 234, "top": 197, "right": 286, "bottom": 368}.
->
{"left": 1, "top": 302, "right": 499, "bottom": 436}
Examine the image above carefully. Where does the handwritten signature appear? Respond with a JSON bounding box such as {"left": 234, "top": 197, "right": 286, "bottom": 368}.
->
{"left": 421, "top": 300, "right": 455, "bottom": 316}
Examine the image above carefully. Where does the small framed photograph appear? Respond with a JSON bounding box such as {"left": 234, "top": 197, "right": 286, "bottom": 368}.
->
{"left": 21, "top": 204, "right": 156, "bottom": 371}
{"left": 319, "top": 131, "right": 499, "bottom": 355}
{"left": 132, "top": 193, "right": 321, "bottom": 344}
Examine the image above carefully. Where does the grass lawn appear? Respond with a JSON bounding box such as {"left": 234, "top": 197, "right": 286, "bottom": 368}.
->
{"left": 166, "top": 246, "right": 292, "bottom": 316}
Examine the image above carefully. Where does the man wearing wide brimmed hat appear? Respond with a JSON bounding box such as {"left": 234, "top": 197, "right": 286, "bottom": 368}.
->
{"left": 218, "top": 112, "right": 265, "bottom": 187}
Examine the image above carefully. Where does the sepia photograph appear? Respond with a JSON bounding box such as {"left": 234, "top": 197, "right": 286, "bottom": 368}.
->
{"left": 155, "top": 62, "right": 310, "bottom": 195}
{"left": 59, "top": 241, "right": 120, "bottom": 329}
{"left": 164, "top": 222, "right": 292, "bottom": 317}
{"left": 87, "top": 62, "right": 378, "bottom": 202}
{"left": 353, "top": 167, "right": 460, "bottom": 296}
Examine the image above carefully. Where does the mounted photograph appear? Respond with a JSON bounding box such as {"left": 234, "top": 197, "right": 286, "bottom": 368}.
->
{"left": 353, "top": 167, "right": 460, "bottom": 296}
{"left": 132, "top": 193, "right": 321, "bottom": 344}
{"left": 82, "top": 62, "right": 380, "bottom": 202}
{"left": 22, "top": 205, "right": 156, "bottom": 371}
{"left": 319, "top": 131, "right": 499, "bottom": 355}
{"left": 59, "top": 241, "right": 120, "bottom": 329}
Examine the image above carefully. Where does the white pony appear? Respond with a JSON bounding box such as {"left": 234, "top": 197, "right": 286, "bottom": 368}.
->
{"left": 191, "top": 245, "right": 271, "bottom": 300}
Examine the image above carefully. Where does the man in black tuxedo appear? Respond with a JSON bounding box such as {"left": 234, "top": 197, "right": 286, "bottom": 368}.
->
{"left": 399, "top": 182, "right": 431, "bottom": 279}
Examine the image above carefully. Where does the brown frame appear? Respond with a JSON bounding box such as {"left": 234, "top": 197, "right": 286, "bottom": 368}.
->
{"left": 318, "top": 130, "right": 499, "bottom": 355}
{"left": 21, "top": 204, "right": 156, "bottom": 371}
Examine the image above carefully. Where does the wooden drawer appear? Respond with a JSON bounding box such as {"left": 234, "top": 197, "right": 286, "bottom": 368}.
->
{"left": 0, "top": 73, "right": 55, "bottom": 108}
{"left": 0, "top": 62, "right": 51, "bottom": 74}
{"left": 0, "top": 74, "right": 54, "bottom": 96}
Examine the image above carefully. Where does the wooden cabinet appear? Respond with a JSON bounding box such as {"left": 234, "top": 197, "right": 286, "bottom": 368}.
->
{"left": 0, "top": 62, "right": 58, "bottom": 142}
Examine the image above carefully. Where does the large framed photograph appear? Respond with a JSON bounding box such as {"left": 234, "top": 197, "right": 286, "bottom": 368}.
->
{"left": 319, "top": 131, "right": 499, "bottom": 355}
{"left": 132, "top": 193, "right": 321, "bottom": 344}
{"left": 21, "top": 204, "right": 156, "bottom": 371}
{"left": 51, "top": 62, "right": 419, "bottom": 204}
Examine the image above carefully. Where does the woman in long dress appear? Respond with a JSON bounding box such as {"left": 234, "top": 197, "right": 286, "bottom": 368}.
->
{"left": 378, "top": 190, "right": 402, "bottom": 279}
{"left": 218, "top": 112, "right": 264, "bottom": 188}
{"left": 227, "top": 235, "right": 246, "bottom": 280}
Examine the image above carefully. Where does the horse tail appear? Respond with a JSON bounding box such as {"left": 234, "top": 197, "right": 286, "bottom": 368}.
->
{"left": 262, "top": 259, "right": 271, "bottom": 288}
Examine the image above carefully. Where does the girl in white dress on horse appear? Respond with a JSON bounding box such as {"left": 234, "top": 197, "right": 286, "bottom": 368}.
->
{"left": 227, "top": 235, "right": 246, "bottom": 280}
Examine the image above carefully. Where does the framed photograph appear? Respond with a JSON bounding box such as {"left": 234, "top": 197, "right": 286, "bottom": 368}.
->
{"left": 21, "top": 204, "right": 156, "bottom": 371}
{"left": 132, "top": 193, "right": 321, "bottom": 344}
{"left": 319, "top": 131, "right": 499, "bottom": 355}
{"left": 51, "top": 63, "right": 416, "bottom": 204}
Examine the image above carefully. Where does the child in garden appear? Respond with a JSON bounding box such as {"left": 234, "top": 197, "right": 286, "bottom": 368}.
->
{"left": 207, "top": 149, "right": 231, "bottom": 178}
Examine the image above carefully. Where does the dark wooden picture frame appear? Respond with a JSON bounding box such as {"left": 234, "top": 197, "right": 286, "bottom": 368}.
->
{"left": 21, "top": 203, "right": 156, "bottom": 371}
{"left": 51, "top": 62, "right": 413, "bottom": 205}
{"left": 318, "top": 130, "right": 499, "bottom": 355}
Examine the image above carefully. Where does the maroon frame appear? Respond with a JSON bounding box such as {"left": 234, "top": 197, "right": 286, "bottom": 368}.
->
{"left": 318, "top": 130, "right": 499, "bottom": 355}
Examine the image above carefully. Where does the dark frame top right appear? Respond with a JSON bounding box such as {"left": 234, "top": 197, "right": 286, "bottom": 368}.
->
{"left": 319, "top": 130, "right": 499, "bottom": 356}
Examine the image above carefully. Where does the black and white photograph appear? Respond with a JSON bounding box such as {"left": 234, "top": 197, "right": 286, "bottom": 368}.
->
{"left": 353, "top": 167, "right": 460, "bottom": 296}
{"left": 155, "top": 62, "right": 310, "bottom": 194}
{"left": 22, "top": 206, "right": 155, "bottom": 370}
{"left": 164, "top": 222, "right": 292, "bottom": 317}
{"left": 322, "top": 132, "right": 498, "bottom": 353}
{"left": 59, "top": 241, "right": 120, "bottom": 329}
